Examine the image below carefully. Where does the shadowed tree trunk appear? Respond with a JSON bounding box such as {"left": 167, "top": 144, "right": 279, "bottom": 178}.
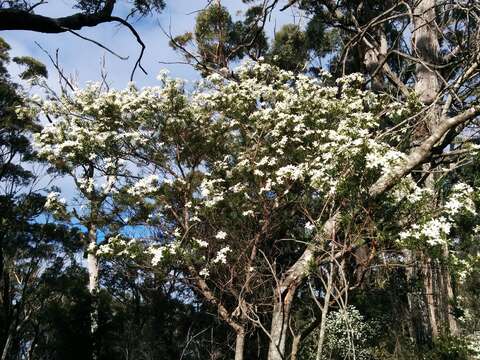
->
{"left": 87, "top": 222, "right": 99, "bottom": 360}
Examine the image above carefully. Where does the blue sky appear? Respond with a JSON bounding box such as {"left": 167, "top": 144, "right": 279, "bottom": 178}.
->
{"left": 2, "top": 0, "right": 297, "bottom": 88}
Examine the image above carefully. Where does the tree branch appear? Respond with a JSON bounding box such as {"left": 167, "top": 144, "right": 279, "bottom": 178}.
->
{"left": 0, "top": 0, "right": 116, "bottom": 33}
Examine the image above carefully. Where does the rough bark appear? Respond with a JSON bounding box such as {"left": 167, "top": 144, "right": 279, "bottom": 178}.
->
{"left": 404, "top": 250, "right": 432, "bottom": 346}
{"left": 424, "top": 258, "right": 439, "bottom": 338}
{"left": 441, "top": 245, "right": 459, "bottom": 335}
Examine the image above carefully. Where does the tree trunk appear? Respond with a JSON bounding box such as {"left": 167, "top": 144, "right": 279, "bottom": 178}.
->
{"left": 316, "top": 263, "right": 334, "bottom": 360}
{"left": 441, "top": 245, "right": 459, "bottom": 335}
{"left": 268, "top": 283, "right": 298, "bottom": 360}
{"left": 290, "top": 334, "right": 301, "bottom": 360}
{"left": 364, "top": 26, "right": 387, "bottom": 92}
{"left": 87, "top": 223, "right": 99, "bottom": 360}
{"left": 413, "top": 0, "right": 440, "bottom": 106}
{"left": 234, "top": 328, "right": 245, "bottom": 360}
{"left": 424, "top": 258, "right": 439, "bottom": 338}
{"left": 268, "top": 302, "right": 289, "bottom": 360}
{"left": 87, "top": 224, "right": 99, "bottom": 295}
{"left": 404, "top": 250, "right": 432, "bottom": 347}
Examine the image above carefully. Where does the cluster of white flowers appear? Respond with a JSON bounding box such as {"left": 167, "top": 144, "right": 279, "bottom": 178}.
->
{"left": 365, "top": 145, "right": 407, "bottom": 176}
{"left": 77, "top": 178, "right": 96, "bottom": 195}
{"left": 199, "top": 178, "right": 225, "bottom": 207}
{"left": 96, "top": 236, "right": 139, "bottom": 257}
{"left": 215, "top": 230, "right": 227, "bottom": 239}
{"left": 445, "top": 182, "right": 476, "bottom": 216}
{"left": 37, "top": 61, "right": 421, "bottom": 282}
{"left": 398, "top": 182, "right": 477, "bottom": 247}
{"left": 44, "top": 191, "right": 68, "bottom": 219}
{"left": 187, "top": 61, "right": 409, "bottom": 235}
{"left": 276, "top": 164, "right": 304, "bottom": 182}
{"left": 149, "top": 242, "right": 180, "bottom": 266}
{"left": 199, "top": 268, "right": 210, "bottom": 277}
{"left": 212, "top": 246, "right": 231, "bottom": 264}
{"left": 194, "top": 238, "right": 209, "bottom": 248}
{"left": 44, "top": 191, "right": 66, "bottom": 209}
{"left": 127, "top": 174, "right": 161, "bottom": 197}
{"left": 400, "top": 217, "right": 452, "bottom": 246}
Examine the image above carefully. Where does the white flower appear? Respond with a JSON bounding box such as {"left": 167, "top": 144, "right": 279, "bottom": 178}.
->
{"left": 215, "top": 231, "right": 227, "bottom": 239}
{"left": 195, "top": 239, "right": 209, "bottom": 248}
{"left": 422, "top": 217, "right": 452, "bottom": 246}
{"left": 242, "top": 210, "right": 254, "bottom": 217}
{"left": 305, "top": 222, "right": 315, "bottom": 232}
{"left": 276, "top": 165, "right": 303, "bottom": 182}
{"left": 44, "top": 191, "right": 66, "bottom": 209}
{"left": 444, "top": 198, "right": 463, "bottom": 215}
{"left": 444, "top": 182, "right": 476, "bottom": 216}
{"left": 127, "top": 174, "right": 160, "bottom": 197}
{"left": 199, "top": 268, "right": 210, "bottom": 277}
{"left": 150, "top": 247, "right": 164, "bottom": 266}
{"left": 212, "top": 246, "right": 231, "bottom": 264}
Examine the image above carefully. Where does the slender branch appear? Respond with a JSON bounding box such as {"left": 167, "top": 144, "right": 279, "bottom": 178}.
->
{"left": 66, "top": 28, "right": 129, "bottom": 61}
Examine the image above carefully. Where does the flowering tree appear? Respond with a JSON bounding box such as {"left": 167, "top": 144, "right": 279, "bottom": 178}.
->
{"left": 33, "top": 82, "right": 168, "bottom": 358}
{"left": 38, "top": 60, "right": 480, "bottom": 360}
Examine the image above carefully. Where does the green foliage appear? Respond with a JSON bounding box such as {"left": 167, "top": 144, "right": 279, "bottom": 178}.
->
{"left": 171, "top": 3, "right": 268, "bottom": 74}
{"left": 12, "top": 56, "right": 48, "bottom": 80}
{"left": 424, "top": 335, "right": 474, "bottom": 360}
{"left": 194, "top": 3, "right": 237, "bottom": 69}
{"left": 268, "top": 24, "right": 309, "bottom": 72}
{"left": 300, "top": 306, "right": 378, "bottom": 360}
